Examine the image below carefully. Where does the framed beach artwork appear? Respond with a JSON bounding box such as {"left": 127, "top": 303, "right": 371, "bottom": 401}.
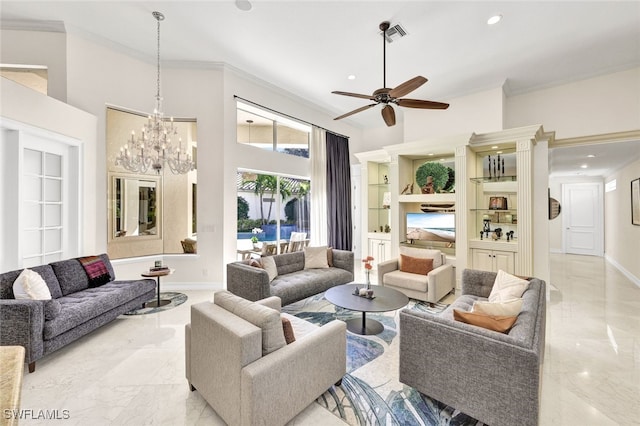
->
{"left": 632, "top": 178, "right": 640, "bottom": 226}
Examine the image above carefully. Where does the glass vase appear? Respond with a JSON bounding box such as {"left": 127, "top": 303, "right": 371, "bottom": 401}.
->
{"left": 366, "top": 270, "right": 371, "bottom": 290}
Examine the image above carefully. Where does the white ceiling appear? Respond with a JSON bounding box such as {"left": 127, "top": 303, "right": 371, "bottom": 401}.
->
{"left": 2, "top": 1, "right": 640, "bottom": 176}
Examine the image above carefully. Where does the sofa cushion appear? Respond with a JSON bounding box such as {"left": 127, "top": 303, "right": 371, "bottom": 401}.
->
{"left": 13, "top": 269, "right": 52, "bottom": 300}
{"left": 304, "top": 246, "right": 329, "bottom": 269}
{"left": 399, "top": 255, "right": 433, "bottom": 275}
{"left": 472, "top": 298, "right": 523, "bottom": 316}
{"left": 50, "top": 259, "right": 90, "bottom": 296}
{"left": 214, "top": 290, "right": 286, "bottom": 355}
{"left": 399, "top": 246, "right": 443, "bottom": 268}
{"left": 489, "top": 270, "right": 529, "bottom": 302}
{"left": 0, "top": 265, "right": 63, "bottom": 300}
{"left": 261, "top": 256, "right": 278, "bottom": 282}
{"left": 270, "top": 268, "right": 353, "bottom": 306}
{"left": 274, "top": 251, "right": 305, "bottom": 276}
{"left": 453, "top": 309, "right": 518, "bottom": 333}
{"left": 43, "top": 279, "right": 156, "bottom": 339}
{"left": 383, "top": 270, "right": 428, "bottom": 293}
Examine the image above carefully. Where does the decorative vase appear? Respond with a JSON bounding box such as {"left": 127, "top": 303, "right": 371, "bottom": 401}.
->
{"left": 365, "top": 271, "right": 371, "bottom": 290}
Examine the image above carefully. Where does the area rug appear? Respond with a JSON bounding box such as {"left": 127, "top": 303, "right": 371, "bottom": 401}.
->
{"left": 123, "top": 292, "right": 188, "bottom": 315}
{"left": 283, "top": 293, "right": 484, "bottom": 426}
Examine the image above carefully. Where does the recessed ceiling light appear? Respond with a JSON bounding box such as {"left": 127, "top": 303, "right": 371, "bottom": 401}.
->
{"left": 440, "top": 158, "right": 445, "bottom": 162}
{"left": 487, "top": 14, "right": 502, "bottom": 25}
{"left": 496, "top": 151, "right": 503, "bottom": 154}
{"left": 491, "top": 146, "right": 499, "bottom": 149}
{"left": 235, "top": 0, "right": 252, "bottom": 11}
{"left": 347, "top": 74, "right": 356, "bottom": 80}
{"left": 587, "top": 154, "right": 595, "bottom": 158}
{"left": 428, "top": 153, "right": 434, "bottom": 156}
{"left": 580, "top": 164, "right": 588, "bottom": 168}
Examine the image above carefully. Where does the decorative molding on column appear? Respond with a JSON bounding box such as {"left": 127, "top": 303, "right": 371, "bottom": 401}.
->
{"left": 455, "top": 146, "right": 468, "bottom": 277}
{"left": 516, "top": 138, "right": 533, "bottom": 276}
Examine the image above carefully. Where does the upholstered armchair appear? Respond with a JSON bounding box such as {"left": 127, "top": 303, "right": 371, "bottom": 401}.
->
{"left": 378, "top": 246, "right": 455, "bottom": 303}
{"left": 185, "top": 291, "right": 346, "bottom": 426}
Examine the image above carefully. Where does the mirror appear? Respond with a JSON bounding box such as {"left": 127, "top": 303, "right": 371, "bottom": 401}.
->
{"left": 112, "top": 175, "right": 161, "bottom": 238}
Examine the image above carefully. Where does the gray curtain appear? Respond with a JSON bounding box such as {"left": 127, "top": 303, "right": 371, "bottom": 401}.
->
{"left": 326, "top": 132, "right": 352, "bottom": 250}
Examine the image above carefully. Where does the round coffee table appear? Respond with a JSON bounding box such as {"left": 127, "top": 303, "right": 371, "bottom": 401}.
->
{"left": 325, "top": 284, "right": 409, "bottom": 335}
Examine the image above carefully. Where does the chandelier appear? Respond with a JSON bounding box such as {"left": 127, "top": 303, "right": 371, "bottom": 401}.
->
{"left": 115, "top": 11, "right": 194, "bottom": 175}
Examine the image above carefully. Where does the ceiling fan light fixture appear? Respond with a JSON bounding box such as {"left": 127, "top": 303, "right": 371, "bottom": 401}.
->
{"left": 487, "top": 14, "right": 502, "bottom": 25}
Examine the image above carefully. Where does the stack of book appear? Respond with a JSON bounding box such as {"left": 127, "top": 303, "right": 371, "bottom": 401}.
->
{"left": 149, "top": 265, "right": 170, "bottom": 272}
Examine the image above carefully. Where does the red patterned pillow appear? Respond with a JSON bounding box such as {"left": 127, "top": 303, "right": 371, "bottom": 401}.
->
{"left": 399, "top": 255, "right": 433, "bottom": 275}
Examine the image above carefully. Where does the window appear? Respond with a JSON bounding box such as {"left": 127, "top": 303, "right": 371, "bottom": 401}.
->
{"left": 237, "top": 171, "right": 310, "bottom": 258}
{"left": 236, "top": 100, "right": 310, "bottom": 158}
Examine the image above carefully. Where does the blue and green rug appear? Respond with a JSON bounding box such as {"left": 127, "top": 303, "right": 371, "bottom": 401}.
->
{"left": 283, "top": 293, "right": 484, "bottom": 426}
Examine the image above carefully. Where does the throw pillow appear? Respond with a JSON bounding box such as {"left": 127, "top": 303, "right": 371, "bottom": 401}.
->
{"left": 77, "top": 255, "right": 112, "bottom": 287}
{"left": 304, "top": 246, "right": 330, "bottom": 269}
{"left": 281, "top": 316, "right": 296, "bottom": 344}
{"left": 488, "top": 270, "right": 530, "bottom": 303}
{"left": 261, "top": 256, "right": 278, "bottom": 282}
{"left": 472, "top": 298, "right": 523, "bottom": 317}
{"left": 453, "top": 309, "right": 518, "bottom": 333}
{"left": 327, "top": 247, "right": 334, "bottom": 267}
{"left": 214, "top": 290, "right": 286, "bottom": 355}
{"left": 399, "top": 255, "right": 434, "bottom": 275}
{"left": 248, "top": 258, "right": 262, "bottom": 268}
{"left": 13, "top": 269, "right": 52, "bottom": 300}
{"left": 399, "top": 246, "right": 443, "bottom": 268}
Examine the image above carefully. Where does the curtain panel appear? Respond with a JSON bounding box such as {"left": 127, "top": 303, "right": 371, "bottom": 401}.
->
{"left": 310, "top": 127, "right": 327, "bottom": 246}
{"left": 326, "top": 132, "right": 352, "bottom": 250}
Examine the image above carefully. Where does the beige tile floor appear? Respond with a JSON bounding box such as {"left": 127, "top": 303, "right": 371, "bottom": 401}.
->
{"left": 18, "top": 254, "right": 640, "bottom": 425}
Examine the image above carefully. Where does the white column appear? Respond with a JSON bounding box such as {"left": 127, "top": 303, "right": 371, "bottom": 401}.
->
{"left": 516, "top": 138, "right": 534, "bottom": 276}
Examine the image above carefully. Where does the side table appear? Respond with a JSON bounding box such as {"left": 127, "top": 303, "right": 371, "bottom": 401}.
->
{"left": 141, "top": 268, "right": 174, "bottom": 308}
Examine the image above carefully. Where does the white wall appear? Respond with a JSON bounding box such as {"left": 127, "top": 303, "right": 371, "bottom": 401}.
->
{"left": 2, "top": 27, "right": 362, "bottom": 286}
{"left": 604, "top": 158, "right": 640, "bottom": 285}
{"left": 0, "top": 78, "right": 98, "bottom": 272}
{"left": 403, "top": 86, "right": 505, "bottom": 142}
{"left": 0, "top": 28, "right": 67, "bottom": 102}
{"left": 506, "top": 67, "right": 640, "bottom": 139}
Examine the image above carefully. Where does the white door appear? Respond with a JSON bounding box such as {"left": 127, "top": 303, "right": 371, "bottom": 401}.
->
{"left": 562, "top": 182, "right": 603, "bottom": 256}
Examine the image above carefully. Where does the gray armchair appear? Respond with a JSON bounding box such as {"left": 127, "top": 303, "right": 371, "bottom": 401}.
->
{"left": 185, "top": 291, "right": 346, "bottom": 426}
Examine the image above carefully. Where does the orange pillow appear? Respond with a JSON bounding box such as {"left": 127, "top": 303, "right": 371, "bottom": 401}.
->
{"left": 453, "top": 309, "right": 517, "bottom": 333}
{"left": 399, "top": 255, "right": 433, "bottom": 275}
{"left": 281, "top": 316, "right": 296, "bottom": 344}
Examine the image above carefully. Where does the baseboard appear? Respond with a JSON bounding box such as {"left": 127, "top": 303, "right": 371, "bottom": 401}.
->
{"left": 604, "top": 255, "right": 640, "bottom": 288}
{"left": 549, "top": 248, "right": 563, "bottom": 254}
{"left": 161, "top": 282, "right": 224, "bottom": 291}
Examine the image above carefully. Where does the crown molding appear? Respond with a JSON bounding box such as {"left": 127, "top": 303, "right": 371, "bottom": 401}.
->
{"left": 0, "top": 19, "right": 65, "bottom": 33}
{"left": 551, "top": 130, "right": 640, "bottom": 148}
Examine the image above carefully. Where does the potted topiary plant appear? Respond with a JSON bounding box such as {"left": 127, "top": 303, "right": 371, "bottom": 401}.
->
{"left": 415, "top": 162, "right": 449, "bottom": 193}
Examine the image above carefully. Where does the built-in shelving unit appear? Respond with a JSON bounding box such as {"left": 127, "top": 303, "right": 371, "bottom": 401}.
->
{"left": 355, "top": 125, "right": 554, "bottom": 285}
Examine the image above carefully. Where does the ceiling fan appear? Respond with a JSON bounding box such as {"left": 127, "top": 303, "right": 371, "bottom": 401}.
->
{"left": 332, "top": 21, "right": 449, "bottom": 127}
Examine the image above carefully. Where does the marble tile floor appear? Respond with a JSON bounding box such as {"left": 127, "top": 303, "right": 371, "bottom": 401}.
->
{"left": 17, "top": 254, "right": 640, "bottom": 425}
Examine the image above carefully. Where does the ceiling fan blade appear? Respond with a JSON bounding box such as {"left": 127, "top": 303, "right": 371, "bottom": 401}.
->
{"left": 331, "top": 91, "right": 375, "bottom": 101}
{"left": 397, "top": 98, "right": 450, "bottom": 110}
{"left": 381, "top": 105, "right": 396, "bottom": 127}
{"left": 388, "top": 76, "right": 428, "bottom": 98}
{"left": 334, "top": 103, "right": 377, "bottom": 120}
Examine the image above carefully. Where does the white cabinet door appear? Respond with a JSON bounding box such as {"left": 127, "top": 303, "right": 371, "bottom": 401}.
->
{"left": 494, "top": 251, "right": 515, "bottom": 274}
{"left": 368, "top": 238, "right": 392, "bottom": 264}
{"left": 472, "top": 248, "right": 494, "bottom": 272}
{"left": 471, "top": 248, "right": 515, "bottom": 273}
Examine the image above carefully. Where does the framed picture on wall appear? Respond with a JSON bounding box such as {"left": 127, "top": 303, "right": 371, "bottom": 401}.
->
{"left": 632, "top": 178, "right": 640, "bottom": 226}
{"left": 489, "top": 196, "right": 508, "bottom": 210}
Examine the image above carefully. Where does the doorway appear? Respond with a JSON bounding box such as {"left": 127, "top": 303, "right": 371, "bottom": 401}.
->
{"left": 562, "top": 182, "right": 604, "bottom": 256}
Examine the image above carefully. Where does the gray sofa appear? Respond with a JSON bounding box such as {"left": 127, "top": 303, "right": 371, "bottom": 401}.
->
{"left": 0, "top": 254, "right": 156, "bottom": 372}
{"left": 226, "top": 249, "right": 354, "bottom": 306}
{"left": 399, "top": 268, "right": 546, "bottom": 426}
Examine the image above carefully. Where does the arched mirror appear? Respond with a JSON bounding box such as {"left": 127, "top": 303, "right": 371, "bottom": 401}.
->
{"left": 549, "top": 197, "right": 561, "bottom": 220}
